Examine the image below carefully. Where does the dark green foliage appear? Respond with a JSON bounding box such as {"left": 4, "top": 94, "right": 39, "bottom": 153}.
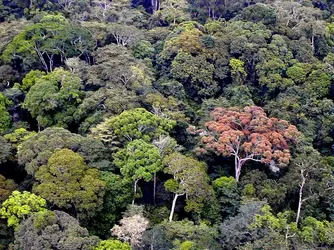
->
{"left": 23, "top": 68, "right": 85, "bottom": 128}
{"left": 18, "top": 127, "right": 111, "bottom": 175}
{"left": 88, "top": 172, "right": 132, "bottom": 238}
{"left": 1, "top": 1, "right": 334, "bottom": 249}
{"left": 0, "top": 136, "right": 11, "bottom": 164}
{"left": 14, "top": 210, "right": 100, "bottom": 250}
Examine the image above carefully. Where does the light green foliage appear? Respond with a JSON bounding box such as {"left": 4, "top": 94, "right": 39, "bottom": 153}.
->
{"left": 300, "top": 217, "right": 334, "bottom": 244}
{"left": 33, "top": 149, "right": 105, "bottom": 220}
{"left": 286, "top": 63, "right": 309, "bottom": 84}
{"left": 252, "top": 204, "right": 334, "bottom": 247}
{"left": 20, "top": 70, "right": 45, "bottom": 92}
{"left": 113, "top": 139, "right": 162, "bottom": 183}
{"left": 144, "top": 93, "right": 188, "bottom": 122}
{"left": 229, "top": 58, "right": 246, "bottom": 84}
{"left": 103, "top": 108, "right": 175, "bottom": 142}
{"left": 0, "top": 191, "right": 47, "bottom": 228}
{"left": 0, "top": 93, "right": 11, "bottom": 133}
{"left": 94, "top": 239, "right": 131, "bottom": 250}
{"left": 4, "top": 128, "right": 36, "bottom": 147}
{"left": 23, "top": 68, "right": 84, "bottom": 128}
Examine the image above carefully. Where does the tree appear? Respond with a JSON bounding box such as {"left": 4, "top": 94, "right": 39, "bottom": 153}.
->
{"left": 14, "top": 210, "right": 100, "bottom": 250}
{"left": 94, "top": 240, "right": 130, "bottom": 250}
{"left": 86, "top": 44, "right": 154, "bottom": 90}
{"left": 0, "top": 191, "right": 47, "bottom": 228}
{"left": 219, "top": 200, "right": 267, "bottom": 249}
{"left": 0, "top": 93, "right": 11, "bottom": 134}
{"left": 0, "top": 136, "right": 11, "bottom": 164}
{"left": 282, "top": 147, "right": 334, "bottom": 225}
{"left": 250, "top": 204, "right": 334, "bottom": 248}
{"left": 170, "top": 51, "right": 218, "bottom": 99}
{"left": 88, "top": 172, "right": 132, "bottom": 238}
{"left": 190, "top": 106, "right": 300, "bottom": 181}
{"left": 23, "top": 68, "right": 85, "bottom": 128}
{"left": 111, "top": 207, "right": 149, "bottom": 248}
{"left": 101, "top": 108, "right": 175, "bottom": 143}
{"left": 0, "top": 175, "right": 17, "bottom": 203}
{"left": 33, "top": 149, "right": 105, "bottom": 220}
{"left": 156, "top": 0, "right": 190, "bottom": 25}
{"left": 229, "top": 58, "right": 247, "bottom": 85}
{"left": 108, "top": 23, "right": 142, "bottom": 47}
{"left": 18, "top": 127, "right": 111, "bottom": 176}
{"left": 20, "top": 70, "right": 45, "bottom": 92}
{"left": 113, "top": 139, "right": 162, "bottom": 204}
{"left": 146, "top": 220, "right": 219, "bottom": 250}
{"left": 213, "top": 176, "right": 241, "bottom": 220}
{"left": 163, "top": 152, "right": 212, "bottom": 221}
{"left": 2, "top": 14, "right": 94, "bottom": 72}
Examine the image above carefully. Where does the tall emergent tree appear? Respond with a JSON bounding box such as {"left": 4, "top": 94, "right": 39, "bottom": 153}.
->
{"left": 190, "top": 106, "right": 300, "bottom": 181}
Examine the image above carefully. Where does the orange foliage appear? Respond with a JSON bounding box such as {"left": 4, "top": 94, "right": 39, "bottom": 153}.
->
{"left": 194, "top": 106, "right": 300, "bottom": 168}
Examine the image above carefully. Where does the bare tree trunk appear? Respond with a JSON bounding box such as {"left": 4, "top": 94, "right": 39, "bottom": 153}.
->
{"left": 151, "top": 0, "right": 159, "bottom": 13}
{"left": 34, "top": 47, "right": 49, "bottom": 72}
{"left": 235, "top": 157, "right": 241, "bottom": 182}
{"left": 132, "top": 179, "right": 139, "bottom": 205}
{"left": 153, "top": 172, "right": 156, "bottom": 206}
{"left": 311, "top": 35, "right": 315, "bottom": 52}
{"left": 296, "top": 169, "right": 306, "bottom": 224}
{"left": 169, "top": 194, "right": 179, "bottom": 222}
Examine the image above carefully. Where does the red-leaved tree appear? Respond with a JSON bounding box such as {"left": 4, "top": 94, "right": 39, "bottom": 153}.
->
{"left": 189, "top": 106, "right": 300, "bottom": 181}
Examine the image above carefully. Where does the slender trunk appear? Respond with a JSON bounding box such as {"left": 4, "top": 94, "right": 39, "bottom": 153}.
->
{"left": 296, "top": 169, "right": 306, "bottom": 224}
{"left": 153, "top": 172, "right": 156, "bottom": 206}
{"left": 169, "top": 194, "right": 179, "bottom": 222}
{"left": 132, "top": 179, "right": 139, "bottom": 205}
{"left": 235, "top": 157, "right": 241, "bottom": 182}
{"left": 34, "top": 47, "right": 49, "bottom": 72}
{"left": 311, "top": 35, "right": 315, "bottom": 52}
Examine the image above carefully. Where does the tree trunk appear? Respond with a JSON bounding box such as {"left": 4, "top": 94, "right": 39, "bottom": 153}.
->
{"left": 169, "top": 194, "right": 179, "bottom": 222}
{"left": 132, "top": 179, "right": 139, "bottom": 205}
{"left": 311, "top": 35, "right": 315, "bottom": 52}
{"left": 235, "top": 157, "right": 242, "bottom": 182}
{"left": 151, "top": 0, "right": 159, "bottom": 13}
{"left": 153, "top": 172, "right": 156, "bottom": 205}
{"left": 296, "top": 169, "right": 306, "bottom": 224}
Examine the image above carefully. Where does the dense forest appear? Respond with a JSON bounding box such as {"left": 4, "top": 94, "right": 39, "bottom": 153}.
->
{"left": 0, "top": 0, "right": 334, "bottom": 249}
